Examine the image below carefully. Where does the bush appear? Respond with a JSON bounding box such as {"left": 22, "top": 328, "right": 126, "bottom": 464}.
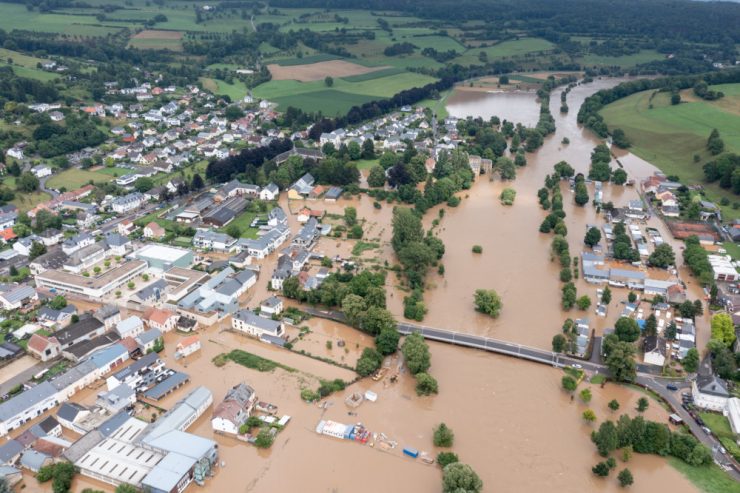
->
{"left": 472, "top": 245, "right": 483, "bottom": 254}
{"left": 254, "top": 429, "right": 274, "bottom": 448}
{"left": 473, "top": 289, "right": 502, "bottom": 317}
{"left": 500, "top": 188, "right": 516, "bottom": 205}
{"left": 437, "top": 452, "right": 459, "bottom": 468}
{"left": 415, "top": 371, "right": 439, "bottom": 395}
{"left": 433, "top": 423, "right": 455, "bottom": 447}
{"left": 356, "top": 348, "right": 383, "bottom": 376}
{"left": 617, "top": 468, "right": 633, "bottom": 487}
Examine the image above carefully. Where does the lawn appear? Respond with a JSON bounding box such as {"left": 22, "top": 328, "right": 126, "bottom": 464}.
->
{"left": 10, "top": 191, "right": 50, "bottom": 213}
{"left": 699, "top": 412, "right": 740, "bottom": 461}
{"left": 0, "top": 48, "right": 60, "bottom": 81}
{"left": 417, "top": 89, "right": 452, "bottom": 119}
{"left": 600, "top": 84, "right": 740, "bottom": 220}
{"left": 214, "top": 349, "right": 296, "bottom": 373}
{"left": 95, "top": 167, "right": 132, "bottom": 177}
{"left": 355, "top": 159, "right": 379, "bottom": 170}
{"left": 199, "top": 77, "right": 248, "bottom": 101}
{"left": 669, "top": 458, "right": 740, "bottom": 493}
{"left": 128, "top": 37, "right": 183, "bottom": 52}
{"left": 219, "top": 211, "right": 260, "bottom": 239}
{"left": 46, "top": 168, "right": 113, "bottom": 190}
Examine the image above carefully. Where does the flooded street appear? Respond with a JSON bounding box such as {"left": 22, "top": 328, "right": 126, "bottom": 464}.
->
{"left": 16, "top": 78, "right": 712, "bottom": 493}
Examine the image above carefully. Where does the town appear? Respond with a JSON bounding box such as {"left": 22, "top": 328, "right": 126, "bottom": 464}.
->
{"left": 0, "top": 1, "right": 738, "bottom": 493}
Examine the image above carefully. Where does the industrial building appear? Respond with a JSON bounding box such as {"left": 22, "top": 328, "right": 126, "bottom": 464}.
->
{"left": 133, "top": 244, "right": 194, "bottom": 272}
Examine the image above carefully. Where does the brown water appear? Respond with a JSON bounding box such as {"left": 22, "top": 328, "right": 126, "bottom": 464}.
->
{"left": 23, "top": 332, "right": 698, "bottom": 493}
{"left": 446, "top": 89, "right": 542, "bottom": 127}
{"left": 17, "top": 79, "right": 709, "bottom": 493}
{"left": 415, "top": 79, "right": 711, "bottom": 350}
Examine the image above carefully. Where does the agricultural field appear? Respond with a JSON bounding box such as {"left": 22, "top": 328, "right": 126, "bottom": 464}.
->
{"left": 601, "top": 83, "right": 740, "bottom": 219}
{"left": 451, "top": 37, "right": 555, "bottom": 65}
{"left": 253, "top": 70, "right": 437, "bottom": 114}
{"left": 0, "top": 48, "right": 59, "bottom": 82}
{"left": 199, "top": 78, "right": 249, "bottom": 101}
{"left": 46, "top": 168, "right": 114, "bottom": 190}
{"left": 0, "top": 4, "right": 124, "bottom": 37}
{"left": 128, "top": 30, "right": 184, "bottom": 51}
{"left": 577, "top": 49, "right": 666, "bottom": 68}
{"left": 267, "top": 60, "right": 387, "bottom": 82}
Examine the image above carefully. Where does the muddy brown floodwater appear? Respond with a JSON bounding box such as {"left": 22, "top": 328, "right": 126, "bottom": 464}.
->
{"left": 416, "top": 78, "right": 711, "bottom": 351}
{"left": 20, "top": 79, "right": 710, "bottom": 493}
{"left": 447, "top": 89, "right": 542, "bottom": 127}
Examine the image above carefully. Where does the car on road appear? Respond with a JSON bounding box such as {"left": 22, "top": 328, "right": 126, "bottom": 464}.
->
{"left": 666, "top": 384, "right": 678, "bottom": 391}
{"left": 570, "top": 364, "right": 582, "bottom": 369}
{"left": 702, "top": 426, "right": 712, "bottom": 435}
{"left": 696, "top": 417, "right": 706, "bottom": 427}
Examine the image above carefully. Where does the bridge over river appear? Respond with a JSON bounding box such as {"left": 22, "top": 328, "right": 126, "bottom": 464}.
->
{"left": 302, "top": 307, "right": 740, "bottom": 478}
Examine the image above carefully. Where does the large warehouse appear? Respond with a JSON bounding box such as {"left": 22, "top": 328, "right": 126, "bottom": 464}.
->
{"left": 133, "top": 245, "right": 194, "bottom": 272}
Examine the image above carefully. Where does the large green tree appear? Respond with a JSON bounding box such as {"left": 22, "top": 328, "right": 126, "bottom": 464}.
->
{"left": 473, "top": 289, "right": 502, "bottom": 317}
{"left": 442, "top": 463, "right": 483, "bottom": 493}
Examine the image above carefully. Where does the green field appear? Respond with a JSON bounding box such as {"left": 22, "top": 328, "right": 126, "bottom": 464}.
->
{"left": 46, "top": 168, "right": 114, "bottom": 190}
{"left": 452, "top": 37, "right": 555, "bottom": 65}
{"left": 699, "top": 412, "right": 740, "bottom": 461}
{"left": 0, "top": 48, "right": 60, "bottom": 81}
{"left": 340, "top": 67, "right": 406, "bottom": 82}
{"left": 600, "top": 83, "right": 740, "bottom": 220}
{"left": 219, "top": 211, "right": 260, "bottom": 239}
{"left": 199, "top": 78, "right": 249, "bottom": 101}
{"left": 0, "top": 4, "right": 124, "bottom": 36}
{"left": 578, "top": 49, "right": 665, "bottom": 68}
{"left": 669, "top": 458, "right": 740, "bottom": 493}
{"left": 128, "top": 37, "right": 183, "bottom": 52}
{"left": 10, "top": 191, "right": 50, "bottom": 213}
{"left": 268, "top": 54, "right": 343, "bottom": 66}
{"left": 253, "top": 71, "right": 437, "bottom": 114}
{"left": 95, "top": 167, "right": 133, "bottom": 177}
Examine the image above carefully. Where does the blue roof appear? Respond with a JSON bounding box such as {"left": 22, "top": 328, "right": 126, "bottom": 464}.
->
{"left": 143, "top": 372, "right": 190, "bottom": 401}
{"left": 88, "top": 344, "right": 127, "bottom": 369}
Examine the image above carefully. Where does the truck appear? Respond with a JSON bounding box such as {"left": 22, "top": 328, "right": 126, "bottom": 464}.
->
{"left": 403, "top": 447, "right": 419, "bottom": 458}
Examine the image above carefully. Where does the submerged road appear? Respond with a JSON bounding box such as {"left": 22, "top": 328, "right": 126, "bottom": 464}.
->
{"left": 302, "top": 307, "right": 740, "bottom": 478}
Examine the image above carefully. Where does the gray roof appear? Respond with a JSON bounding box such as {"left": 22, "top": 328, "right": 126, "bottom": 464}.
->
{"left": 143, "top": 371, "right": 190, "bottom": 400}
{"left": 0, "top": 284, "right": 36, "bottom": 304}
{"left": 0, "top": 382, "right": 56, "bottom": 422}
{"left": 233, "top": 309, "right": 282, "bottom": 334}
{"left": 20, "top": 450, "right": 48, "bottom": 471}
{"left": 57, "top": 402, "right": 87, "bottom": 423}
{"left": 104, "top": 232, "right": 130, "bottom": 247}
{"left": 38, "top": 304, "right": 76, "bottom": 322}
{"left": 261, "top": 296, "right": 281, "bottom": 309}
{"left": 133, "top": 279, "right": 168, "bottom": 301}
{"left": 111, "top": 352, "right": 161, "bottom": 382}
{"left": 136, "top": 328, "right": 162, "bottom": 346}
{"left": 0, "top": 440, "right": 22, "bottom": 465}
{"left": 54, "top": 316, "right": 104, "bottom": 346}
{"left": 696, "top": 374, "right": 729, "bottom": 398}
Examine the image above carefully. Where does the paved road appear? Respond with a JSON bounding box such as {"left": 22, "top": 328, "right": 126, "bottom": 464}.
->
{"left": 0, "top": 358, "right": 56, "bottom": 397}
{"left": 302, "top": 307, "right": 740, "bottom": 478}
{"left": 39, "top": 175, "right": 59, "bottom": 199}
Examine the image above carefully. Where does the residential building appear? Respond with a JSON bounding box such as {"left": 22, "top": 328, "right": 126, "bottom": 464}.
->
{"left": 211, "top": 383, "right": 257, "bottom": 435}
{"left": 27, "top": 334, "right": 61, "bottom": 362}
{"left": 260, "top": 296, "right": 283, "bottom": 316}
{"left": 111, "top": 192, "right": 145, "bottom": 214}
{"left": 692, "top": 373, "right": 730, "bottom": 411}
{"left": 643, "top": 336, "right": 666, "bottom": 366}
{"left": 115, "top": 316, "right": 144, "bottom": 339}
{"left": 175, "top": 335, "right": 201, "bottom": 359}
{"left": 232, "top": 309, "right": 284, "bottom": 338}
{"left": 143, "top": 308, "right": 179, "bottom": 332}
{"left": 0, "top": 284, "right": 37, "bottom": 310}
{"left": 135, "top": 328, "right": 162, "bottom": 354}
{"left": 143, "top": 222, "right": 166, "bottom": 239}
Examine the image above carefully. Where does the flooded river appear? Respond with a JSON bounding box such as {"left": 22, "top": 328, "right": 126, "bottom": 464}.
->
{"left": 19, "top": 79, "right": 712, "bottom": 493}
{"left": 417, "top": 79, "right": 711, "bottom": 350}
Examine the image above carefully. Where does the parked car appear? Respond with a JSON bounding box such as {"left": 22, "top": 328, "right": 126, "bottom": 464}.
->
{"left": 570, "top": 364, "right": 583, "bottom": 369}
{"left": 666, "top": 384, "right": 678, "bottom": 391}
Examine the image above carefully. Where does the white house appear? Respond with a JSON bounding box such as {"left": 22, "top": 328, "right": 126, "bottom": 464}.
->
{"left": 144, "top": 308, "right": 179, "bottom": 332}
{"left": 260, "top": 296, "right": 283, "bottom": 316}
{"left": 642, "top": 336, "right": 666, "bottom": 367}
{"left": 175, "top": 335, "right": 201, "bottom": 359}
{"left": 232, "top": 309, "right": 283, "bottom": 338}
{"left": 692, "top": 373, "right": 730, "bottom": 411}
{"left": 259, "top": 183, "right": 279, "bottom": 201}
{"left": 115, "top": 316, "right": 145, "bottom": 339}
{"left": 31, "top": 166, "right": 52, "bottom": 178}
{"left": 211, "top": 383, "right": 257, "bottom": 435}
{"left": 111, "top": 192, "right": 145, "bottom": 214}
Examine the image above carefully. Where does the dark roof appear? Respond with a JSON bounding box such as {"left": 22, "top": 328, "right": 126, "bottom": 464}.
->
{"left": 30, "top": 249, "right": 68, "bottom": 270}
{"left": 64, "top": 332, "right": 120, "bottom": 360}
{"left": 56, "top": 402, "right": 86, "bottom": 423}
{"left": 54, "top": 316, "right": 104, "bottom": 346}
{"left": 142, "top": 371, "right": 190, "bottom": 400}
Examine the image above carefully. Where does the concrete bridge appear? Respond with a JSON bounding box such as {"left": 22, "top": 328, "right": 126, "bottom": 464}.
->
{"left": 301, "top": 307, "right": 740, "bottom": 478}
